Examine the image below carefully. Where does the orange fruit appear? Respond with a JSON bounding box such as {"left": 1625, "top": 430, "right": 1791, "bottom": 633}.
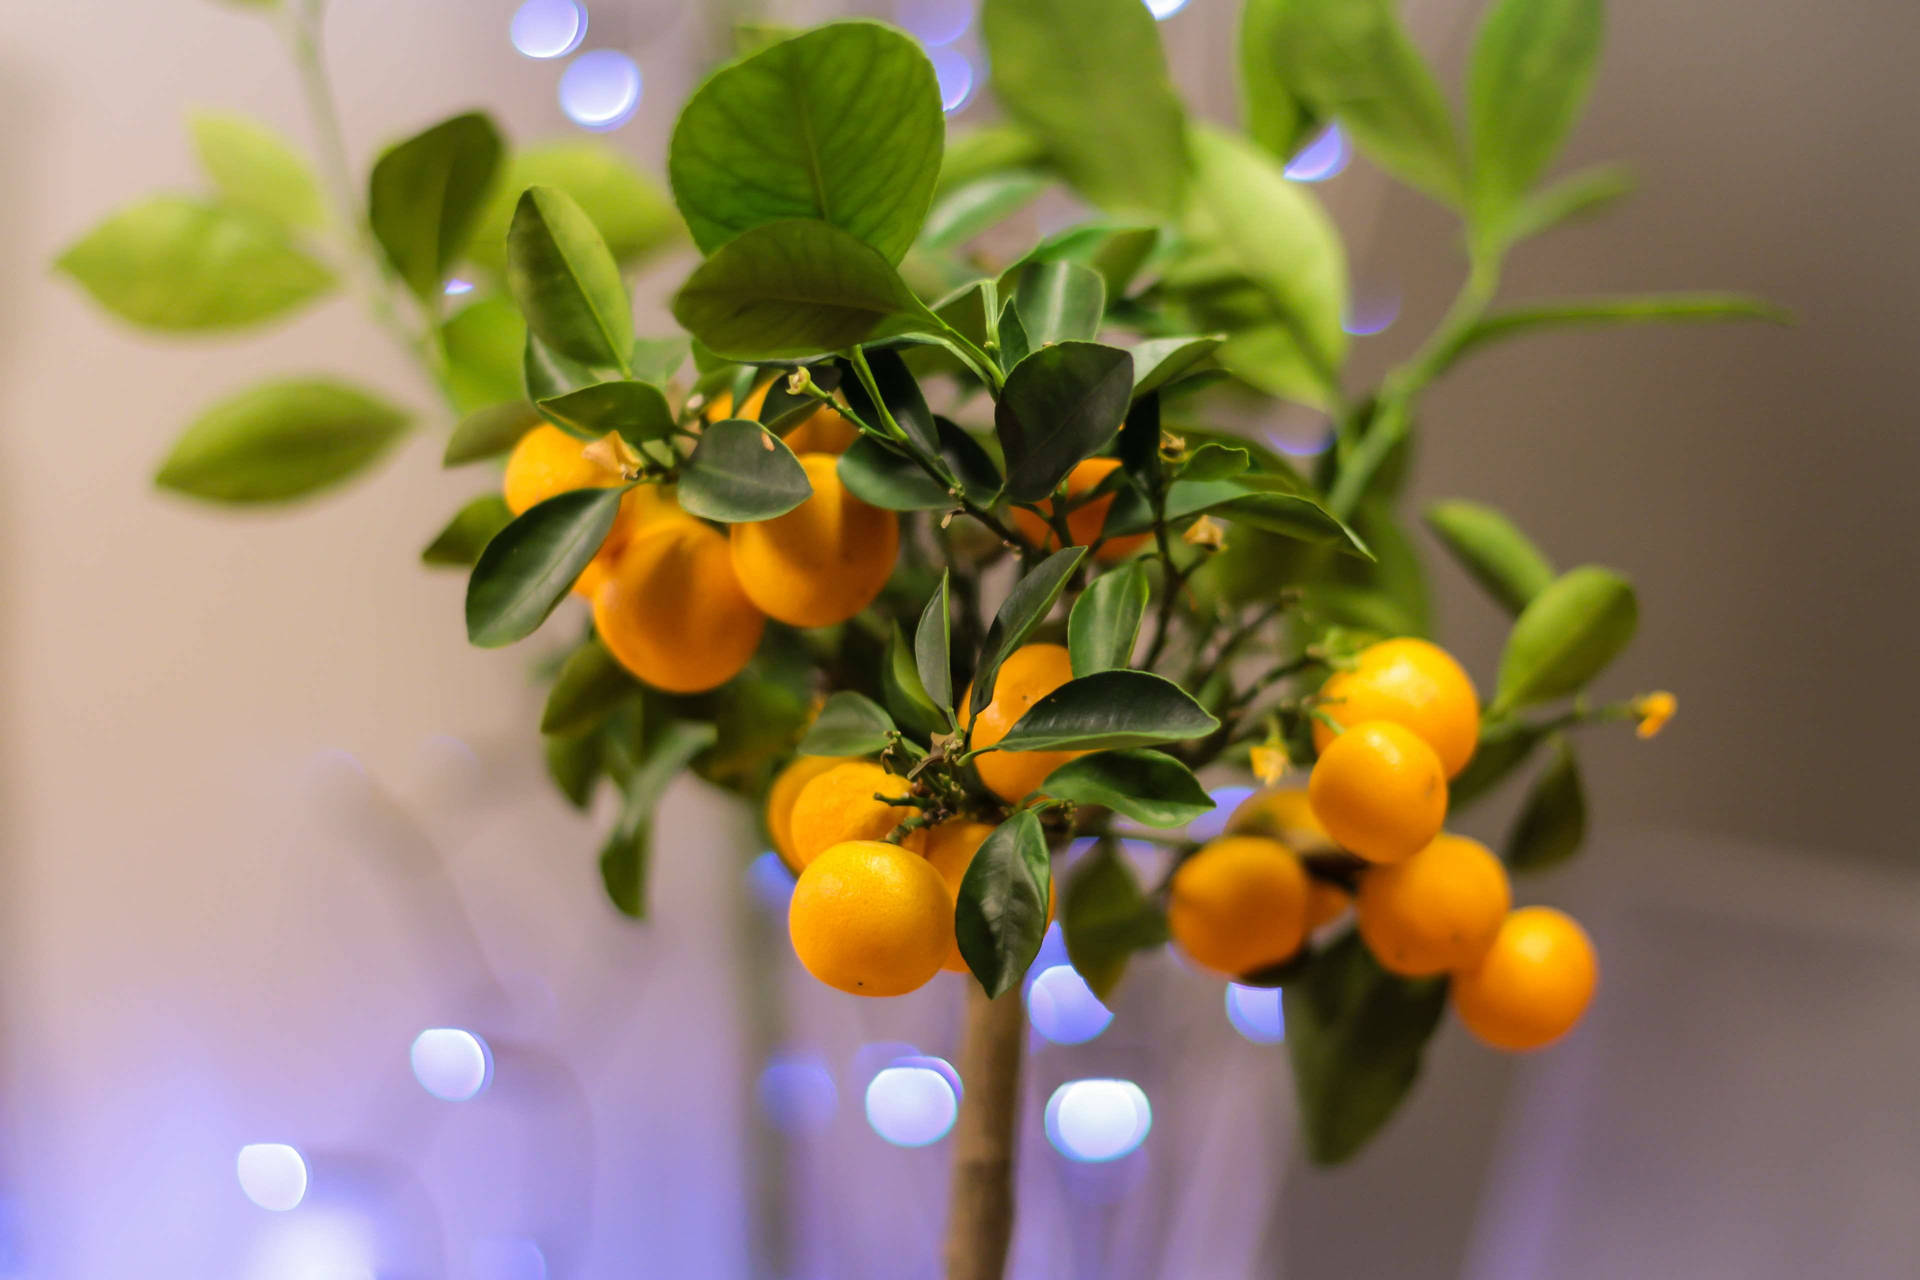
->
{"left": 787, "top": 761, "right": 920, "bottom": 868}
{"left": 569, "top": 484, "right": 681, "bottom": 599}
{"left": 789, "top": 840, "right": 950, "bottom": 997}
{"left": 1312, "top": 638, "right": 1480, "bottom": 778}
{"left": 729, "top": 454, "right": 900, "bottom": 627}
{"left": 909, "top": 820, "right": 1055, "bottom": 973}
{"left": 1452, "top": 907, "right": 1598, "bottom": 1051}
{"left": 961, "top": 643, "right": 1082, "bottom": 803}
{"left": 1307, "top": 720, "right": 1448, "bottom": 864}
{"left": 1305, "top": 879, "right": 1352, "bottom": 930}
{"left": 703, "top": 379, "right": 772, "bottom": 423}
{"left": 1167, "top": 836, "right": 1310, "bottom": 977}
{"left": 1008, "top": 458, "right": 1148, "bottom": 561}
{"left": 781, "top": 403, "right": 859, "bottom": 454}
{"left": 766, "top": 755, "right": 847, "bottom": 873}
{"left": 1227, "top": 787, "right": 1339, "bottom": 853}
{"left": 1356, "top": 834, "right": 1510, "bottom": 976}
{"left": 502, "top": 423, "right": 617, "bottom": 516}
{"left": 592, "top": 517, "right": 764, "bottom": 693}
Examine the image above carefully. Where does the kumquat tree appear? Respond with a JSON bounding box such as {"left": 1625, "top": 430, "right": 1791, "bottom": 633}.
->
{"left": 56, "top": 0, "right": 1776, "bottom": 1274}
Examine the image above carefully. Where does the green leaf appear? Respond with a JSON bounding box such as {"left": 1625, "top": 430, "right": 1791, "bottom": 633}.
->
{"left": 630, "top": 337, "right": 692, "bottom": 387}
{"left": 421, "top": 493, "right": 513, "bottom": 567}
{"left": 154, "top": 377, "right": 410, "bottom": 503}
{"left": 798, "top": 690, "right": 896, "bottom": 756}
{"left": 996, "top": 300, "right": 1033, "bottom": 370}
{"left": 981, "top": 0, "right": 1188, "bottom": 217}
{"left": 996, "top": 342, "right": 1135, "bottom": 503}
{"left": 921, "top": 170, "right": 1050, "bottom": 251}
{"left": 601, "top": 722, "right": 717, "bottom": 918}
{"left": 992, "top": 670, "right": 1218, "bottom": 753}
{"left": 883, "top": 622, "right": 948, "bottom": 737}
{"left": 1115, "top": 476, "right": 1371, "bottom": 559}
{"left": 1185, "top": 125, "right": 1347, "bottom": 394}
{"left": 937, "top": 123, "right": 1048, "bottom": 197}
{"left": 1011, "top": 259, "right": 1106, "bottom": 350}
{"left": 188, "top": 110, "right": 325, "bottom": 229}
{"left": 368, "top": 112, "right": 503, "bottom": 300}
{"left": 1042, "top": 749, "right": 1213, "bottom": 828}
{"left": 1506, "top": 735, "right": 1587, "bottom": 871}
{"left": 1130, "top": 334, "right": 1226, "bottom": 399}
{"left": 1010, "top": 222, "right": 1162, "bottom": 298}
{"left": 669, "top": 21, "right": 944, "bottom": 263}
{"left": 1269, "top": 0, "right": 1466, "bottom": 206}
{"left": 1177, "top": 443, "right": 1252, "bottom": 484}
{"left": 1500, "top": 164, "right": 1635, "bottom": 245}
{"left": 839, "top": 348, "right": 941, "bottom": 460}
{"left": 916, "top": 571, "right": 954, "bottom": 714}
{"left": 57, "top": 196, "right": 333, "bottom": 331}
{"left": 541, "top": 637, "right": 638, "bottom": 735}
{"left": 1239, "top": 0, "right": 1321, "bottom": 162}
{"left": 837, "top": 421, "right": 999, "bottom": 511}
{"left": 1424, "top": 499, "right": 1556, "bottom": 614}
{"left": 468, "top": 140, "right": 681, "bottom": 275}
{"left": 1286, "top": 931, "right": 1449, "bottom": 1165}
{"left": 1449, "top": 718, "right": 1547, "bottom": 811}
{"left": 955, "top": 810, "right": 1053, "bottom": 998}
{"left": 1068, "top": 563, "right": 1148, "bottom": 676}
{"left": 1060, "top": 841, "right": 1168, "bottom": 1000}
{"left": 671, "top": 219, "right": 943, "bottom": 362}
{"left": 442, "top": 296, "right": 529, "bottom": 415}
{"left": 699, "top": 676, "right": 811, "bottom": 790}
{"left": 1468, "top": 0, "right": 1604, "bottom": 232}
{"left": 1492, "top": 566, "right": 1638, "bottom": 714}
{"left": 523, "top": 330, "right": 618, "bottom": 408}
{"left": 544, "top": 727, "right": 605, "bottom": 810}
{"left": 677, "top": 419, "right": 812, "bottom": 522}
{"left": 444, "top": 401, "right": 541, "bottom": 466}
{"left": 464, "top": 486, "right": 625, "bottom": 647}
{"left": 1444, "top": 294, "right": 1790, "bottom": 374}
{"left": 971, "top": 547, "right": 1086, "bottom": 714}
{"left": 507, "top": 186, "right": 634, "bottom": 371}
{"left": 537, "top": 380, "right": 678, "bottom": 446}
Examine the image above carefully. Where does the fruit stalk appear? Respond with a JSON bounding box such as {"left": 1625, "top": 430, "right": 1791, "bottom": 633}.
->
{"left": 943, "top": 985, "right": 1026, "bottom": 1280}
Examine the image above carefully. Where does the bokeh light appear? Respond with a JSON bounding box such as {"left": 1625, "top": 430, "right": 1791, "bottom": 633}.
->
{"left": 1026, "top": 964, "right": 1114, "bottom": 1044}
{"left": 928, "top": 46, "right": 975, "bottom": 114}
{"left": 865, "top": 1059, "right": 960, "bottom": 1147}
{"left": 410, "top": 1028, "right": 492, "bottom": 1102}
{"left": 758, "top": 1052, "right": 838, "bottom": 1136}
{"left": 1286, "top": 125, "right": 1349, "bottom": 183}
{"left": 1226, "top": 982, "right": 1286, "bottom": 1043}
{"left": 559, "top": 50, "right": 642, "bottom": 131}
{"left": 236, "top": 1143, "right": 308, "bottom": 1212}
{"left": 747, "top": 850, "right": 796, "bottom": 910}
{"left": 510, "top": 0, "right": 587, "bottom": 60}
{"left": 895, "top": 0, "right": 972, "bottom": 47}
{"left": 471, "top": 1235, "right": 550, "bottom": 1280}
{"left": 1187, "top": 785, "right": 1253, "bottom": 843}
{"left": 443, "top": 277, "right": 475, "bottom": 297}
{"left": 1145, "top": 0, "right": 1191, "bottom": 19}
{"left": 1045, "top": 1080, "right": 1153, "bottom": 1162}
{"left": 243, "top": 1208, "right": 375, "bottom": 1280}
{"left": 1344, "top": 290, "right": 1402, "bottom": 337}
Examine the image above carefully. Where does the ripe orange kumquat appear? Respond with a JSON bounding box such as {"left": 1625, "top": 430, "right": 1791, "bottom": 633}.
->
{"left": 961, "top": 643, "right": 1082, "bottom": 804}
{"left": 786, "top": 761, "right": 919, "bottom": 867}
{"left": 730, "top": 454, "right": 899, "bottom": 627}
{"left": 1167, "top": 836, "right": 1310, "bottom": 977}
{"left": 1313, "top": 638, "right": 1481, "bottom": 778}
{"left": 591, "top": 517, "right": 764, "bottom": 694}
{"left": 1452, "top": 906, "right": 1599, "bottom": 1052}
{"left": 1307, "top": 720, "right": 1449, "bottom": 863}
{"left": 789, "top": 840, "right": 950, "bottom": 997}
{"left": 1356, "top": 833, "right": 1511, "bottom": 977}
{"left": 1008, "top": 458, "right": 1149, "bottom": 562}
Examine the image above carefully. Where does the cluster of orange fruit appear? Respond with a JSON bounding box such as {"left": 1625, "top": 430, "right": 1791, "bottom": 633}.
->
{"left": 499, "top": 383, "right": 891, "bottom": 694}
{"left": 1176, "top": 638, "right": 1598, "bottom": 1052}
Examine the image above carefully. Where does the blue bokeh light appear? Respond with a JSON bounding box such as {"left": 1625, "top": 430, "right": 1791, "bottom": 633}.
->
{"left": 236, "top": 1143, "right": 308, "bottom": 1212}
{"left": 1187, "top": 785, "right": 1254, "bottom": 843}
{"left": 759, "top": 1052, "right": 839, "bottom": 1136}
{"left": 747, "top": 850, "right": 796, "bottom": 910}
{"left": 895, "top": 0, "right": 972, "bottom": 47}
{"left": 510, "top": 0, "right": 587, "bottom": 60}
{"left": 1044, "top": 1080, "right": 1153, "bottom": 1162}
{"left": 1226, "top": 983, "right": 1286, "bottom": 1044}
{"left": 928, "top": 46, "right": 975, "bottom": 114}
{"left": 411, "top": 1028, "right": 492, "bottom": 1102}
{"left": 472, "top": 1236, "right": 550, "bottom": 1280}
{"left": 866, "top": 1060, "right": 960, "bottom": 1147}
{"left": 1344, "top": 291, "right": 1402, "bottom": 337}
{"left": 1026, "top": 965, "right": 1114, "bottom": 1045}
{"left": 559, "top": 50, "right": 643, "bottom": 131}
{"left": 1145, "top": 0, "right": 1191, "bottom": 19}
{"left": 1286, "top": 125, "right": 1349, "bottom": 183}
{"left": 443, "top": 277, "right": 475, "bottom": 297}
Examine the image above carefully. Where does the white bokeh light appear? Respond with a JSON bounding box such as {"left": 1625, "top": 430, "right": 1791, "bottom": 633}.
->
{"left": 1226, "top": 983, "right": 1287, "bottom": 1044}
{"left": 1045, "top": 1079, "right": 1153, "bottom": 1162}
{"left": 1286, "top": 124, "right": 1349, "bottom": 183}
{"left": 1145, "top": 0, "right": 1191, "bottom": 19}
{"left": 895, "top": 0, "right": 972, "bottom": 47}
{"left": 866, "top": 1060, "right": 960, "bottom": 1147}
{"left": 410, "top": 1028, "right": 492, "bottom": 1102}
{"left": 928, "top": 46, "right": 975, "bottom": 114}
{"left": 236, "top": 1143, "right": 308, "bottom": 1212}
{"left": 559, "top": 50, "right": 643, "bottom": 131}
{"left": 1026, "top": 965, "right": 1114, "bottom": 1045}
{"left": 510, "top": 0, "right": 587, "bottom": 59}
{"left": 759, "top": 1052, "right": 839, "bottom": 1136}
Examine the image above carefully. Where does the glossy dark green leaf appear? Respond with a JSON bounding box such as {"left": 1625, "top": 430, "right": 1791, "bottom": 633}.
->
{"left": 996, "top": 299, "right": 1033, "bottom": 370}
{"left": 1068, "top": 563, "right": 1148, "bottom": 676}
{"left": 971, "top": 547, "right": 1086, "bottom": 715}
{"left": 992, "top": 670, "right": 1218, "bottom": 753}
{"left": 1500, "top": 164, "right": 1635, "bottom": 246}
{"left": 1043, "top": 749, "right": 1213, "bottom": 828}
{"left": 916, "top": 571, "right": 954, "bottom": 713}
{"left": 1239, "top": 0, "right": 1321, "bottom": 162}
{"left": 1443, "top": 294, "right": 1790, "bottom": 375}
{"left": 672, "top": 220, "right": 943, "bottom": 362}
{"left": 1130, "top": 334, "right": 1226, "bottom": 399}
{"left": 368, "top": 112, "right": 503, "bottom": 300}
{"left": 921, "top": 170, "right": 1050, "bottom": 251}
{"left": 541, "top": 637, "right": 639, "bottom": 735}
{"left": 677, "top": 419, "right": 811, "bottom": 522}
{"left": 836, "top": 420, "right": 999, "bottom": 511}
{"left": 1113, "top": 475, "right": 1370, "bottom": 558}
{"left": 1285, "top": 930, "right": 1449, "bottom": 1165}
{"left": 1506, "top": 735, "right": 1587, "bottom": 871}
{"left": 57, "top": 196, "right": 333, "bottom": 331}
{"left": 1061, "top": 841, "right": 1168, "bottom": 1000}
{"left": 154, "top": 378, "right": 411, "bottom": 503}
{"left": 839, "top": 348, "right": 940, "bottom": 459}
{"left": 1449, "top": 718, "right": 1548, "bottom": 811}
{"left": 442, "top": 296, "right": 528, "bottom": 415}
{"left": 544, "top": 727, "right": 605, "bottom": 810}
{"left": 188, "top": 110, "right": 325, "bottom": 229}
{"left": 981, "top": 0, "right": 1188, "bottom": 217}
{"left": 444, "top": 401, "right": 541, "bottom": 467}
{"left": 421, "top": 493, "right": 513, "bottom": 567}
{"left": 955, "top": 810, "right": 1053, "bottom": 998}
{"left": 468, "top": 140, "right": 681, "bottom": 275}
{"left": 1468, "top": 0, "right": 1604, "bottom": 230}
{"left": 995, "top": 342, "right": 1134, "bottom": 503}
{"left": 507, "top": 186, "right": 634, "bottom": 370}
{"left": 1424, "top": 499, "right": 1556, "bottom": 614}
{"left": 600, "top": 722, "right": 717, "bottom": 918}
{"left": 670, "top": 22, "right": 943, "bottom": 262}
{"left": 523, "top": 330, "right": 617, "bottom": 409}
{"left": 1177, "top": 443, "right": 1251, "bottom": 484}
{"left": 798, "top": 690, "right": 896, "bottom": 756}
{"left": 465, "top": 487, "right": 625, "bottom": 647}
{"left": 883, "top": 622, "right": 948, "bottom": 737}
{"left": 1011, "top": 259, "right": 1106, "bottom": 350}
{"left": 1492, "top": 566, "right": 1638, "bottom": 714}
{"left": 537, "top": 380, "right": 678, "bottom": 446}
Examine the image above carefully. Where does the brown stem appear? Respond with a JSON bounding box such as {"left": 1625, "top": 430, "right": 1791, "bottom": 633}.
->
{"left": 944, "top": 985, "right": 1026, "bottom": 1280}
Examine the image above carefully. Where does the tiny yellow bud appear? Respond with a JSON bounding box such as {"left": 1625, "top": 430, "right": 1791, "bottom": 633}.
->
{"left": 786, "top": 367, "right": 813, "bottom": 396}
{"left": 1635, "top": 691, "right": 1677, "bottom": 739}
{"left": 582, "top": 430, "right": 642, "bottom": 477}
{"left": 1250, "top": 744, "right": 1289, "bottom": 787}
{"left": 1182, "top": 515, "right": 1227, "bottom": 550}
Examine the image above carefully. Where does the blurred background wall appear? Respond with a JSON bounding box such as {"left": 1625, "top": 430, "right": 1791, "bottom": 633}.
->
{"left": 1, "top": 1, "right": 1916, "bottom": 1277}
